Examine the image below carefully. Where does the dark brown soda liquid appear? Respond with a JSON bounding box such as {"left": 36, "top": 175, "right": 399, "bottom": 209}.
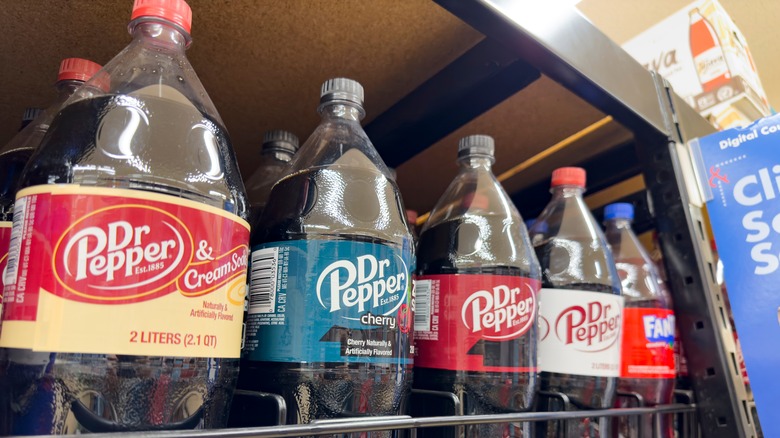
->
{"left": 0, "top": 94, "right": 243, "bottom": 435}
{"left": 0, "top": 148, "right": 34, "bottom": 220}
{"left": 534, "top": 241, "right": 619, "bottom": 438}
{"left": 414, "top": 217, "right": 537, "bottom": 438}
{"left": 239, "top": 167, "right": 412, "bottom": 438}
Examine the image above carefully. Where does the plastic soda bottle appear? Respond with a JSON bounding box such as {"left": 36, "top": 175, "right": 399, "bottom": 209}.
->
{"left": 240, "top": 78, "right": 415, "bottom": 432}
{"left": 244, "top": 129, "right": 299, "bottom": 223}
{"left": 0, "top": 0, "right": 249, "bottom": 433}
{"left": 603, "top": 202, "right": 675, "bottom": 437}
{"left": 413, "top": 135, "right": 541, "bottom": 438}
{"left": 529, "top": 167, "right": 623, "bottom": 437}
{"left": 0, "top": 58, "right": 101, "bottom": 328}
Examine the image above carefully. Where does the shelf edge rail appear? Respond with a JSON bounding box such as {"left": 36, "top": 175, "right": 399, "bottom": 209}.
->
{"left": 32, "top": 404, "right": 695, "bottom": 438}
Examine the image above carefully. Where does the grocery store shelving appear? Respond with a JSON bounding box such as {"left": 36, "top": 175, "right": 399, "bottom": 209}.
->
{"left": 0, "top": 0, "right": 758, "bottom": 436}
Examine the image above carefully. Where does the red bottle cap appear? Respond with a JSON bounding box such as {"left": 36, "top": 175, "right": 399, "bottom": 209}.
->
{"left": 131, "top": 0, "right": 193, "bottom": 34}
{"left": 57, "top": 58, "right": 102, "bottom": 83}
{"left": 551, "top": 167, "right": 586, "bottom": 188}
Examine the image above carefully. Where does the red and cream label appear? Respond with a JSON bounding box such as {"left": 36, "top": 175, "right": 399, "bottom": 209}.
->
{"left": 0, "top": 185, "right": 249, "bottom": 358}
{"left": 414, "top": 274, "right": 539, "bottom": 372}
{"left": 0, "top": 221, "right": 10, "bottom": 318}
{"left": 620, "top": 308, "right": 676, "bottom": 379}
{"left": 538, "top": 288, "right": 623, "bottom": 377}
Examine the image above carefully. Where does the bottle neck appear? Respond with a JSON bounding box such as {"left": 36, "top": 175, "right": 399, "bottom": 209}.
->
{"left": 318, "top": 101, "right": 365, "bottom": 122}
{"left": 550, "top": 185, "right": 585, "bottom": 199}
{"left": 261, "top": 148, "right": 295, "bottom": 162}
{"left": 30, "top": 80, "right": 87, "bottom": 131}
{"left": 129, "top": 20, "right": 190, "bottom": 51}
{"left": 605, "top": 218, "right": 633, "bottom": 231}
{"left": 457, "top": 155, "right": 494, "bottom": 171}
{"left": 54, "top": 80, "right": 85, "bottom": 101}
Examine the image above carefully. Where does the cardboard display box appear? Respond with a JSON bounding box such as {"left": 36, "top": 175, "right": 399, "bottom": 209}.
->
{"left": 622, "top": 0, "right": 770, "bottom": 129}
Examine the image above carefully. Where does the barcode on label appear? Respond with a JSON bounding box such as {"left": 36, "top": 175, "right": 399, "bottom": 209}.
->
{"left": 414, "top": 279, "right": 432, "bottom": 332}
{"left": 4, "top": 197, "right": 27, "bottom": 286}
{"left": 248, "top": 247, "right": 279, "bottom": 314}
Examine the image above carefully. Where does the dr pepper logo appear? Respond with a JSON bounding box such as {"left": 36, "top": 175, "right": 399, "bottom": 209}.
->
{"left": 554, "top": 300, "right": 621, "bottom": 352}
{"left": 52, "top": 205, "right": 248, "bottom": 304}
{"left": 461, "top": 284, "right": 536, "bottom": 340}
{"left": 53, "top": 205, "right": 192, "bottom": 303}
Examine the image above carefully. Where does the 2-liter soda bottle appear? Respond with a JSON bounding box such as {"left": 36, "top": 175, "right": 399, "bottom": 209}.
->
{"left": 240, "top": 78, "right": 415, "bottom": 432}
{"left": 244, "top": 129, "right": 299, "bottom": 223}
{"left": 0, "top": 0, "right": 249, "bottom": 434}
{"left": 413, "top": 135, "right": 540, "bottom": 438}
{"left": 0, "top": 58, "right": 101, "bottom": 322}
{"left": 0, "top": 58, "right": 101, "bottom": 215}
{"left": 529, "top": 167, "right": 623, "bottom": 437}
{"left": 603, "top": 202, "right": 675, "bottom": 437}
{"left": 0, "top": 58, "right": 101, "bottom": 229}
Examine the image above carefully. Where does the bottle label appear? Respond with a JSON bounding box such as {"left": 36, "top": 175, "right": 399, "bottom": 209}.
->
{"left": 0, "top": 221, "right": 10, "bottom": 318}
{"left": 620, "top": 308, "right": 676, "bottom": 378}
{"left": 538, "top": 288, "right": 623, "bottom": 377}
{"left": 0, "top": 185, "right": 250, "bottom": 358}
{"left": 414, "top": 274, "right": 539, "bottom": 372}
{"left": 243, "top": 240, "right": 414, "bottom": 365}
{"left": 695, "top": 47, "right": 729, "bottom": 85}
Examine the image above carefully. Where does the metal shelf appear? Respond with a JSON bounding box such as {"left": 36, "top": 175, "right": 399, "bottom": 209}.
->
{"left": 59, "top": 404, "right": 696, "bottom": 438}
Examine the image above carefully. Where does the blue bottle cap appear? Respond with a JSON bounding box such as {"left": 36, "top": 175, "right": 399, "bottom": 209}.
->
{"left": 604, "top": 202, "right": 634, "bottom": 221}
{"left": 524, "top": 218, "right": 536, "bottom": 229}
{"left": 22, "top": 107, "right": 42, "bottom": 124}
{"left": 528, "top": 219, "right": 549, "bottom": 234}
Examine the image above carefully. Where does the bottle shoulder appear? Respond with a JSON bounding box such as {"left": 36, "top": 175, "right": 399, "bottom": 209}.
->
{"left": 255, "top": 166, "right": 412, "bottom": 245}
{"left": 532, "top": 196, "right": 620, "bottom": 291}
{"left": 22, "top": 94, "right": 248, "bottom": 217}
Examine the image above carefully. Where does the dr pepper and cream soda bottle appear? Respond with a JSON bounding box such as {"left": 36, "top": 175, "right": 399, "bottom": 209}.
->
{"left": 0, "top": 0, "right": 249, "bottom": 433}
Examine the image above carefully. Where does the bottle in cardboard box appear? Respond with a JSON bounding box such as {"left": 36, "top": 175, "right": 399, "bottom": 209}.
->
{"left": 689, "top": 7, "right": 731, "bottom": 93}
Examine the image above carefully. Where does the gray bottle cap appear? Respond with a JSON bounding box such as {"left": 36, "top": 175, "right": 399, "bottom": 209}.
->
{"left": 320, "top": 77, "right": 364, "bottom": 106}
{"left": 262, "top": 130, "right": 299, "bottom": 154}
{"left": 22, "top": 107, "right": 43, "bottom": 124}
{"left": 457, "top": 134, "right": 495, "bottom": 159}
